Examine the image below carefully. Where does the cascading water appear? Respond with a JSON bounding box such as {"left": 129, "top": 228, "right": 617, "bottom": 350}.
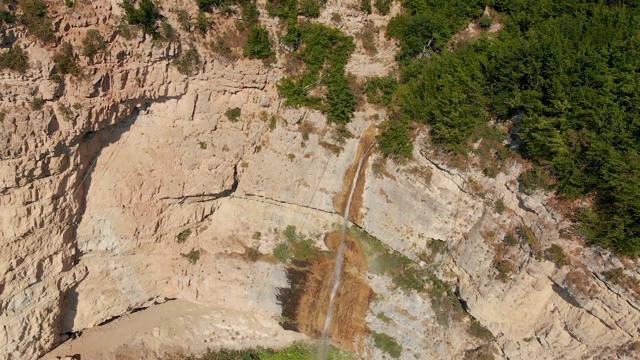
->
{"left": 318, "top": 144, "right": 374, "bottom": 360}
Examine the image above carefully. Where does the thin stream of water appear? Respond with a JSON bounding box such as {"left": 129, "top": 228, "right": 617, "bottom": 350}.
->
{"left": 318, "top": 144, "right": 373, "bottom": 360}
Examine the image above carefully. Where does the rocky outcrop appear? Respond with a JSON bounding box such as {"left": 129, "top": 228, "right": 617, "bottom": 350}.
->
{"left": 1, "top": 0, "right": 639, "bottom": 359}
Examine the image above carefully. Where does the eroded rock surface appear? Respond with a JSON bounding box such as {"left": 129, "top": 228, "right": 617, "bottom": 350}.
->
{"left": 1, "top": 0, "right": 639, "bottom": 360}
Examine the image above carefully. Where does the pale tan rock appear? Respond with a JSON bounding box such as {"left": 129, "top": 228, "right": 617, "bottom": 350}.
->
{"left": 1, "top": 1, "right": 639, "bottom": 360}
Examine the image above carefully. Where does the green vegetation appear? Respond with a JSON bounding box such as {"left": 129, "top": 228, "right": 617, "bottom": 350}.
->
{"left": 176, "top": 228, "right": 192, "bottom": 243}
{"left": 0, "top": 9, "right": 17, "bottom": 24}
{"left": 366, "top": 76, "right": 397, "bottom": 106}
{"left": 478, "top": 13, "right": 493, "bottom": 29}
{"left": 196, "top": 0, "right": 225, "bottom": 12}
{"left": 298, "top": 0, "right": 320, "bottom": 18}
{"left": 503, "top": 232, "right": 518, "bottom": 247}
{"left": 175, "top": 8, "right": 191, "bottom": 32}
{"left": 82, "top": 29, "right": 107, "bottom": 58}
{"left": 373, "top": 0, "right": 391, "bottom": 15}
{"left": 494, "top": 258, "right": 514, "bottom": 280}
{"left": 519, "top": 167, "right": 553, "bottom": 195}
{"left": 377, "top": 115, "right": 412, "bottom": 159}
{"left": 181, "top": 248, "right": 201, "bottom": 264}
{"left": 58, "top": 104, "right": 74, "bottom": 121}
{"left": 181, "top": 342, "right": 354, "bottom": 359}
{"left": 544, "top": 244, "right": 569, "bottom": 268}
{"left": 376, "top": 0, "right": 640, "bottom": 255}
{"left": 468, "top": 319, "right": 493, "bottom": 341}
{"left": 225, "top": 107, "right": 241, "bottom": 122}
{"left": 360, "top": 0, "right": 372, "bottom": 14}
{"left": 277, "top": 23, "right": 356, "bottom": 124}
{"left": 357, "top": 20, "right": 378, "bottom": 55}
{"left": 161, "top": 21, "right": 177, "bottom": 41}
{"left": 195, "top": 11, "right": 209, "bottom": 35}
{"left": 376, "top": 311, "right": 392, "bottom": 323}
{"left": 350, "top": 226, "right": 426, "bottom": 293}
{"left": 31, "top": 97, "right": 45, "bottom": 110}
{"left": 121, "top": 0, "right": 162, "bottom": 39}
{"left": 174, "top": 48, "right": 201, "bottom": 75}
{"left": 494, "top": 198, "right": 505, "bottom": 214}
{"left": 272, "top": 225, "right": 323, "bottom": 264}
{"left": 244, "top": 25, "right": 274, "bottom": 59}
{"left": 372, "top": 332, "right": 402, "bottom": 358}
{"left": 0, "top": 46, "right": 29, "bottom": 73}
{"left": 52, "top": 42, "right": 81, "bottom": 76}
{"left": 19, "top": 0, "right": 55, "bottom": 43}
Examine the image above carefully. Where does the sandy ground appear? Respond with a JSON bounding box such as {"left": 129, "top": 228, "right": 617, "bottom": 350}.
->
{"left": 43, "top": 300, "right": 306, "bottom": 360}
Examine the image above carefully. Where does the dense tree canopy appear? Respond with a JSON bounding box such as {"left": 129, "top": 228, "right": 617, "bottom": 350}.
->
{"left": 382, "top": 0, "right": 640, "bottom": 255}
{"left": 277, "top": 23, "right": 356, "bottom": 124}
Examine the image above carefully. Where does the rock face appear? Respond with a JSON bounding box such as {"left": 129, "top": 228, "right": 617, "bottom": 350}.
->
{"left": 1, "top": 1, "right": 639, "bottom": 360}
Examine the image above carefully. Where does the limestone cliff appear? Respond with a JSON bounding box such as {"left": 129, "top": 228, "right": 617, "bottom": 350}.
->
{"left": 1, "top": 1, "right": 639, "bottom": 360}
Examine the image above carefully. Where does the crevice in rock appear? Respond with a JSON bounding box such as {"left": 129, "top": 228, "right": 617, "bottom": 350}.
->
{"left": 550, "top": 281, "right": 583, "bottom": 308}
{"left": 592, "top": 271, "right": 640, "bottom": 312}
{"left": 236, "top": 193, "right": 338, "bottom": 216}
{"left": 419, "top": 150, "right": 469, "bottom": 195}
{"left": 160, "top": 166, "right": 239, "bottom": 205}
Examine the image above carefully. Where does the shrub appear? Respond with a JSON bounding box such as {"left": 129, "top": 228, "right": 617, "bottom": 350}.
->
{"left": 225, "top": 107, "right": 241, "bottom": 122}
{"left": 283, "top": 225, "right": 298, "bottom": 242}
{"left": 273, "top": 243, "right": 291, "bottom": 262}
{"left": 494, "top": 198, "right": 505, "bottom": 214}
{"left": 325, "top": 69, "right": 356, "bottom": 124}
{"left": 176, "top": 228, "right": 192, "bottom": 243}
{"left": 0, "top": 46, "right": 29, "bottom": 73}
{"left": 31, "top": 97, "right": 45, "bottom": 110}
{"left": 174, "top": 48, "right": 201, "bottom": 75}
{"left": 479, "top": 14, "right": 493, "bottom": 29}
{"left": 373, "top": 0, "right": 391, "bottom": 15}
{"left": 52, "top": 42, "right": 81, "bottom": 76}
{"left": 378, "top": 116, "right": 413, "bottom": 160}
{"left": 267, "top": 0, "right": 297, "bottom": 20}
{"left": 195, "top": 11, "right": 209, "bottom": 35}
{"left": 519, "top": 167, "right": 553, "bottom": 195}
{"left": 161, "top": 22, "right": 177, "bottom": 41}
{"left": 209, "top": 36, "right": 237, "bottom": 61}
{"left": 244, "top": 25, "right": 274, "bottom": 59}
{"left": 503, "top": 232, "right": 518, "bottom": 247}
{"left": 298, "top": 0, "right": 320, "bottom": 18}
{"left": 494, "top": 259, "right": 514, "bottom": 280}
{"left": 366, "top": 76, "right": 397, "bottom": 106}
{"left": 82, "top": 29, "right": 107, "bottom": 58}
{"left": 121, "top": 0, "right": 162, "bottom": 39}
{"left": 468, "top": 319, "right": 493, "bottom": 340}
{"left": 544, "top": 244, "right": 569, "bottom": 268}
{"left": 0, "top": 9, "right": 17, "bottom": 24}
{"left": 175, "top": 8, "right": 191, "bottom": 32}
{"left": 358, "top": 20, "right": 378, "bottom": 55}
{"left": 181, "top": 248, "right": 201, "bottom": 264}
{"left": 239, "top": 0, "right": 259, "bottom": 25}
{"left": 372, "top": 332, "right": 402, "bottom": 358}
{"left": 58, "top": 103, "right": 74, "bottom": 121}
{"left": 360, "top": 0, "right": 371, "bottom": 14}
{"left": 197, "top": 0, "right": 225, "bottom": 13}
{"left": 19, "top": 0, "right": 55, "bottom": 43}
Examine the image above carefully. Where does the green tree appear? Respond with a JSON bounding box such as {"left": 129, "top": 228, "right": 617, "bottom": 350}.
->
{"left": 121, "top": 0, "right": 162, "bottom": 38}
{"left": 0, "top": 46, "right": 30, "bottom": 73}
{"left": 244, "top": 26, "right": 274, "bottom": 59}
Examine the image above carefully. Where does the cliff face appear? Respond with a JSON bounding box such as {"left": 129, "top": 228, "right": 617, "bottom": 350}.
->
{"left": 1, "top": 1, "right": 639, "bottom": 360}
